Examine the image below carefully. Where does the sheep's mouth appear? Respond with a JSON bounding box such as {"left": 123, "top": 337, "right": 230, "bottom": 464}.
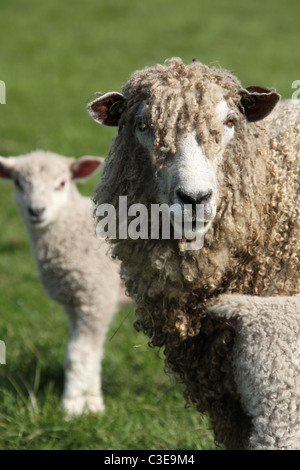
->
{"left": 170, "top": 213, "right": 212, "bottom": 240}
{"left": 188, "top": 218, "right": 212, "bottom": 238}
{"left": 29, "top": 216, "right": 47, "bottom": 227}
{"left": 167, "top": 192, "right": 216, "bottom": 240}
{"left": 193, "top": 219, "right": 210, "bottom": 230}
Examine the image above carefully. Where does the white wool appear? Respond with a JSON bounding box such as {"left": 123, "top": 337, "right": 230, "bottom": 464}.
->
{"left": 0, "top": 150, "right": 128, "bottom": 415}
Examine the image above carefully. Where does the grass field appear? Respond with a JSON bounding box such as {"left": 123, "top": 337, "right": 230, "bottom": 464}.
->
{"left": 0, "top": 0, "right": 299, "bottom": 451}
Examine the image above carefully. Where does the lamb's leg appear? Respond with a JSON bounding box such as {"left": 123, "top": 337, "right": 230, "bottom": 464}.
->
{"left": 61, "top": 305, "right": 108, "bottom": 416}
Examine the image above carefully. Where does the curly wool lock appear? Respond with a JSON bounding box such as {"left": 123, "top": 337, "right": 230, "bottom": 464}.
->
{"left": 89, "top": 58, "right": 300, "bottom": 448}
{"left": 204, "top": 295, "right": 300, "bottom": 450}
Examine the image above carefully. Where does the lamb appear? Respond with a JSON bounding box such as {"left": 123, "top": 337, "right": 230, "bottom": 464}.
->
{"left": 204, "top": 294, "right": 300, "bottom": 450}
{"left": 0, "top": 150, "right": 124, "bottom": 416}
{"left": 87, "top": 58, "right": 300, "bottom": 448}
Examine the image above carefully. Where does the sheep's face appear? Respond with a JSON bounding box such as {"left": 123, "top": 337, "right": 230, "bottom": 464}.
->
{"left": 134, "top": 95, "right": 236, "bottom": 238}
{"left": 88, "top": 59, "right": 280, "bottom": 241}
{"left": 0, "top": 152, "right": 103, "bottom": 229}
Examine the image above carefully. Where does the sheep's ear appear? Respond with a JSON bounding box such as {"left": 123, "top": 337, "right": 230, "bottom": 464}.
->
{"left": 0, "top": 157, "right": 14, "bottom": 179}
{"left": 87, "top": 92, "right": 125, "bottom": 127}
{"left": 239, "top": 86, "right": 280, "bottom": 122}
{"left": 71, "top": 156, "right": 104, "bottom": 181}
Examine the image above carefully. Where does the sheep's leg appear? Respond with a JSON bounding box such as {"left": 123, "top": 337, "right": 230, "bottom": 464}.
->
{"left": 61, "top": 305, "right": 108, "bottom": 416}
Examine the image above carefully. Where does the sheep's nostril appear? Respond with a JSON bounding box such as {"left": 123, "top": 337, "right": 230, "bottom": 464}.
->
{"left": 176, "top": 189, "right": 212, "bottom": 208}
{"left": 176, "top": 190, "right": 196, "bottom": 207}
{"left": 196, "top": 189, "right": 212, "bottom": 205}
{"left": 28, "top": 207, "right": 46, "bottom": 218}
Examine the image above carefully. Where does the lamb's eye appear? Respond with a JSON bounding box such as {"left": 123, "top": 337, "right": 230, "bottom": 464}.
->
{"left": 55, "top": 180, "right": 67, "bottom": 191}
{"left": 225, "top": 116, "right": 235, "bottom": 128}
{"left": 15, "top": 178, "right": 23, "bottom": 191}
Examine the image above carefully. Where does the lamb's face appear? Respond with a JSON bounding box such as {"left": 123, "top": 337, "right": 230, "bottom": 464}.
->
{"left": 0, "top": 152, "right": 103, "bottom": 230}
{"left": 11, "top": 154, "right": 72, "bottom": 229}
{"left": 134, "top": 95, "right": 237, "bottom": 238}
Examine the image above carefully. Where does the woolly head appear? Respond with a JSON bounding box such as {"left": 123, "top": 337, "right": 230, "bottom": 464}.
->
{"left": 0, "top": 151, "right": 103, "bottom": 229}
{"left": 88, "top": 58, "right": 280, "bottom": 244}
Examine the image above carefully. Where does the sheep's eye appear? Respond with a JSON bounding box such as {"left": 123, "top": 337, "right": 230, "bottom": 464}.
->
{"left": 55, "top": 180, "right": 67, "bottom": 191}
{"left": 225, "top": 115, "right": 236, "bottom": 128}
{"left": 136, "top": 121, "right": 148, "bottom": 133}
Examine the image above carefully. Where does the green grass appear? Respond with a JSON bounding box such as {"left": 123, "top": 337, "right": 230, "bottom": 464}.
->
{"left": 0, "top": 0, "right": 299, "bottom": 450}
{"left": 0, "top": 303, "right": 216, "bottom": 450}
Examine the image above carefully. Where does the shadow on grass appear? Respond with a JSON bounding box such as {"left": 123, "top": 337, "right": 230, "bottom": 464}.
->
{"left": 0, "top": 352, "right": 64, "bottom": 408}
{"left": 0, "top": 239, "right": 27, "bottom": 254}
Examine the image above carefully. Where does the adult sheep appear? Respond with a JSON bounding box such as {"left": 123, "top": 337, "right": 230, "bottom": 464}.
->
{"left": 87, "top": 58, "right": 300, "bottom": 448}
{"left": 0, "top": 151, "right": 126, "bottom": 416}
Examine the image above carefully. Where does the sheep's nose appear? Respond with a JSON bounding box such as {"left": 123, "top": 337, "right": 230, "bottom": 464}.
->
{"left": 176, "top": 189, "right": 212, "bottom": 209}
{"left": 28, "top": 206, "right": 46, "bottom": 218}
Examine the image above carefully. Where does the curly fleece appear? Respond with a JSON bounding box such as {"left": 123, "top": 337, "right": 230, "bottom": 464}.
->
{"left": 93, "top": 58, "right": 300, "bottom": 448}
{"left": 205, "top": 295, "right": 300, "bottom": 450}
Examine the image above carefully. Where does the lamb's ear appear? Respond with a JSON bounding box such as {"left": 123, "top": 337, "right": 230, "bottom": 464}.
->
{"left": 71, "top": 156, "right": 105, "bottom": 181}
{"left": 87, "top": 92, "right": 125, "bottom": 127}
{"left": 0, "top": 156, "right": 14, "bottom": 179}
{"left": 239, "top": 86, "right": 280, "bottom": 122}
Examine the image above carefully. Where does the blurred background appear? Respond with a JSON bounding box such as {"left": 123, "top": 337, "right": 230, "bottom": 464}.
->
{"left": 0, "top": 0, "right": 299, "bottom": 450}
